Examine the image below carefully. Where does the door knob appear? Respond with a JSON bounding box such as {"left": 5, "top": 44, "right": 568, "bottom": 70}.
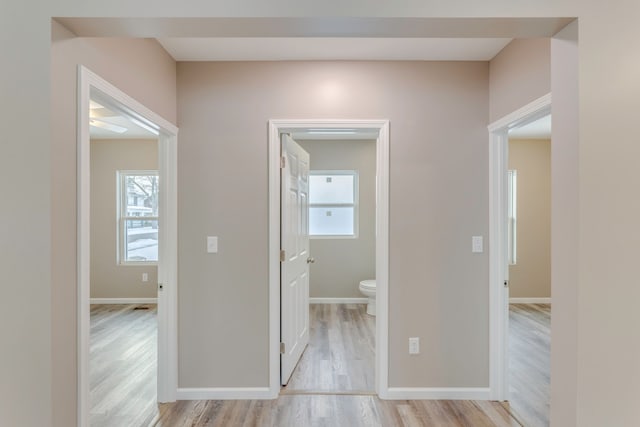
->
{"left": 307, "top": 257, "right": 315, "bottom": 264}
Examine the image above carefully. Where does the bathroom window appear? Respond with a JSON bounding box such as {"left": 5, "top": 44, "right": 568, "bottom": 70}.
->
{"left": 118, "top": 171, "right": 159, "bottom": 264}
{"left": 309, "top": 170, "right": 358, "bottom": 238}
{"left": 508, "top": 169, "right": 517, "bottom": 265}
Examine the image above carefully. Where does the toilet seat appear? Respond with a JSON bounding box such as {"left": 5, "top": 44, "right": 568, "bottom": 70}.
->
{"left": 359, "top": 279, "right": 376, "bottom": 290}
{"left": 359, "top": 280, "right": 376, "bottom": 316}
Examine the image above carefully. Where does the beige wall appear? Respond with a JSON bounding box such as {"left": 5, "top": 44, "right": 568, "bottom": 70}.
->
{"left": 49, "top": 22, "right": 176, "bottom": 427}
{"left": 550, "top": 21, "right": 579, "bottom": 427}
{"left": 177, "top": 61, "right": 490, "bottom": 388}
{"left": 508, "top": 139, "right": 551, "bottom": 299}
{"left": 90, "top": 139, "right": 158, "bottom": 299}
{"left": 489, "top": 38, "right": 551, "bottom": 122}
{"left": 14, "top": 2, "right": 640, "bottom": 426}
{"left": 298, "top": 139, "right": 376, "bottom": 299}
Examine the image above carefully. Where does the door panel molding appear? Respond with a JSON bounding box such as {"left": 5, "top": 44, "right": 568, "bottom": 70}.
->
{"left": 280, "top": 134, "right": 310, "bottom": 384}
{"left": 267, "top": 119, "right": 390, "bottom": 398}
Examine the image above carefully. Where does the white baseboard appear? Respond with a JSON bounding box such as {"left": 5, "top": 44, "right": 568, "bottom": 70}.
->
{"left": 176, "top": 387, "right": 272, "bottom": 400}
{"left": 384, "top": 387, "right": 491, "bottom": 400}
{"left": 90, "top": 298, "right": 158, "bottom": 305}
{"left": 309, "top": 297, "right": 368, "bottom": 304}
{"left": 509, "top": 297, "right": 551, "bottom": 304}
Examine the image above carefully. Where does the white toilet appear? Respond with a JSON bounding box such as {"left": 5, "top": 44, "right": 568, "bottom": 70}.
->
{"left": 359, "top": 279, "right": 376, "bottom": 316}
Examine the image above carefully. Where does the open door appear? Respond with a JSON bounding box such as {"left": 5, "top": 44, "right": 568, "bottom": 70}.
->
{"left": 280, "top": 133, "right": 311, "bottom": 385}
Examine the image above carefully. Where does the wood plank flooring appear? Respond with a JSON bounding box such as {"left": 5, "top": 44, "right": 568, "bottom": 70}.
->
{"left": 90, "top": 303, "right": 533, "bottom": 426}
{"left": 285, "top": 303, "right": 375, "bottom": 393}
{"left": 503, "top": 303, "right": 550, "bottom": 427}
{"left": 154, "top": 395, "right": 521, "bottom": 426}
{"left": 90, "top": 304, "right": 158, "bottom": 427}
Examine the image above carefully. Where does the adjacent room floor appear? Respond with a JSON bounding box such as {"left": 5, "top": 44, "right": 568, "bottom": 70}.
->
{"left": 503, "top": 303, "right": 551, "bottom": 427}
{"left": 90, "top": 304, "right": 158, "bottom": 427}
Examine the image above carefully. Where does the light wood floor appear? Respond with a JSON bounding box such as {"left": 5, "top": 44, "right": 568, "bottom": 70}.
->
{"left": 154, "top": 396, "right": 520, "bottom": 426}
{"left": 90, "top": 304, "right": 158, "bottom": 427}
{"left": 503, "top": 303, "right": 551, "bottom": 427}
{"left": 91, "top": 303, "right": 531, "bottom": 427}
{"left": 285, "top": 303, "right": 375, "bottom": 393}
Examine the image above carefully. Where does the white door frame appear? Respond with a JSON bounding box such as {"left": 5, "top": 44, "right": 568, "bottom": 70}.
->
{"left": 268, "top": 119, "right": 390, "bottom": 398}
{"left": 77, "top": 66, "right": 179, "bottom": 427}
{"left": 487, "top": 93, "right": 551, "bottom": 401}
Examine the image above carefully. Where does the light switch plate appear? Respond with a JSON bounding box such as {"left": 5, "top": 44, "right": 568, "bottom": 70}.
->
{"left": 207, "top": 236, "right": 218, "bottom": 253}
{"left": 472, "top": 236, "right": 483, "bottom": 253}
{"left": 409, "top": 337, "right": 420, "bottom": 355}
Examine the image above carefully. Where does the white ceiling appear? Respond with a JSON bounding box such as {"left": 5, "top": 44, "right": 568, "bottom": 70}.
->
{"left": 57, "top": 17, "right": 570, "bottom": 138}
{"left": 157, "top": 37, "right": 512, "bottom": 61}
{"left": 57, "top": 16, "right": 574, "bottom": 63}
{"left": 509, "top": 115, "right": 552, "bottom": 140}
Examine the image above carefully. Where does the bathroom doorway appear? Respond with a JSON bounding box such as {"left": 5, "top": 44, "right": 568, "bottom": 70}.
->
{"left": 267, "top": 119, "right": 390, "bottom": 398}
{"left": 284, "top": 135, "right": 377, "bottom": 393}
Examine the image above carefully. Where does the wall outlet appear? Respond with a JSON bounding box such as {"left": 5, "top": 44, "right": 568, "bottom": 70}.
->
{"left": 142, "top": 273, "right": 148, "bottom": 282}
{"left": 409, "top": 337, "right": 420, "bottom": 355}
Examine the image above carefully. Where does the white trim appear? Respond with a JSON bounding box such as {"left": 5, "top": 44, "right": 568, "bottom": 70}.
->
{"left": 90, "top": 298, "right": 158, "bottom": 305}
{"left": 487, "top": 93, "right": 551, "bottom": 402}
{"left": 176, "top": 387, "right": 272, "bottom": 400}
{"left": 509, "top": 297, "right": 551, "bottom": 304}
{"left": 386, "top": 387, "right": 491, "bottom": 400}
{"left": 309, "top": 297, "right": 368, "bottom": 304}
{"left": 488, "top": 93, "right": 552, "bottom": 132}
{"left": 78, "top": 66, "right": 179, "bottom": 427}
{"left": 268, "top": 119, "right": 390, "bottom": 400}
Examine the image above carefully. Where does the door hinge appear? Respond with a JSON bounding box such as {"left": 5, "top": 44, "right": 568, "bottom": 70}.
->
{"left": 280, "top": 156, "right": 286, "bottom": 169}
{"left": 280, "top": 342, "right": 285, "bottom": 354}
{"left": 280, "top": 250, "right": 286, "bottom": 262}
{"left": 504, "top": 280, "right": 509, "bottom": 287}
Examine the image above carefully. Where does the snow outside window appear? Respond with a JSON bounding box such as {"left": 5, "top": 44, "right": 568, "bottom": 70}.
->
{"left": 118, "top": 171, "right": 159, "bottom": 264}
{"left": 309, "top": 171, "right": 358, "bottom": 238}
{"left": 508, "top": 169, "right": 517, "bottom": 265}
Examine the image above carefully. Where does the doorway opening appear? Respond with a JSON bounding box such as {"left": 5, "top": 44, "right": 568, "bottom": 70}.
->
{"left": 489, "top": 94, "right": 551, "bottom": 414}
{"left": 267, "top": 120, "right": 390, "bottom": 398}
{"left": 78, "top": 67, "right": 179, "bottom": 426}
{"left": 506, "top": 113, "right": 552, "bottom": 426}
{"left": 281, "top": 133, "right": 377, "bottom": 394}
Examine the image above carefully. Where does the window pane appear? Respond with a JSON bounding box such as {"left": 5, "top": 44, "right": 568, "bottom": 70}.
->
{"left": 309, "top": 175, "right": 354, "bottom": 204}
{"left": 125, "top": 219, "right": 158, "bottom": 262}
{"left": 508, "top": 170, "right": 517, "bottom": 265}
{"left": 126, "top": 175, "right": 159, "bottom": 217}
{"left": 309, "top": 207, "right": 354, "bottom": 236}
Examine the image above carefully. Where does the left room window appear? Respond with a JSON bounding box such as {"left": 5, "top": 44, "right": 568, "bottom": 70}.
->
{"left": 118, "top": 171, "right": 159, "bottom": 264}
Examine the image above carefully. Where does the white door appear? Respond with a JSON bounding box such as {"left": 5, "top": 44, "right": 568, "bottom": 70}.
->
{"left": 280, "top": 133, "right": 311, "bottom": 385}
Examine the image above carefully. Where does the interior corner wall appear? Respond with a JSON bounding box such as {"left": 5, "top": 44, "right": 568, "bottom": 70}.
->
{"left": 489, "top": 38, "right": 551, "bottom": 122}
{"left": 177, "top": 61, "right": 490, "bottom": 389}
{"left": 50, "top": 21, "right": 176, "bottom": 427}
{"left": 550, "top": 20, "right": 579, "bottom": 427}
{"left": 298, "top": 139, "right": 376, "bottom": 299}
{"left": 508, "top": 138, "right": 551, "bottom": 299}
{"left": 90, "top": 139, "right": 158, "bottom": 299}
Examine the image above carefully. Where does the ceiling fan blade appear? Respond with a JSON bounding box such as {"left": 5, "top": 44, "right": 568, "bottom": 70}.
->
{"left": 90, "top": 118, "right": 127, "bottom": 134}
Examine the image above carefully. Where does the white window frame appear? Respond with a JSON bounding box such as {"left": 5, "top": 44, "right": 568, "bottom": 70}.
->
{"left": 508, "top": 169, "right": 517, "bottom": 265}
{"left": 117, "top": 170, "right": 159, "bottom": 265}
{"left": 309, "top": 170, "right": 359, "bottom": 239}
